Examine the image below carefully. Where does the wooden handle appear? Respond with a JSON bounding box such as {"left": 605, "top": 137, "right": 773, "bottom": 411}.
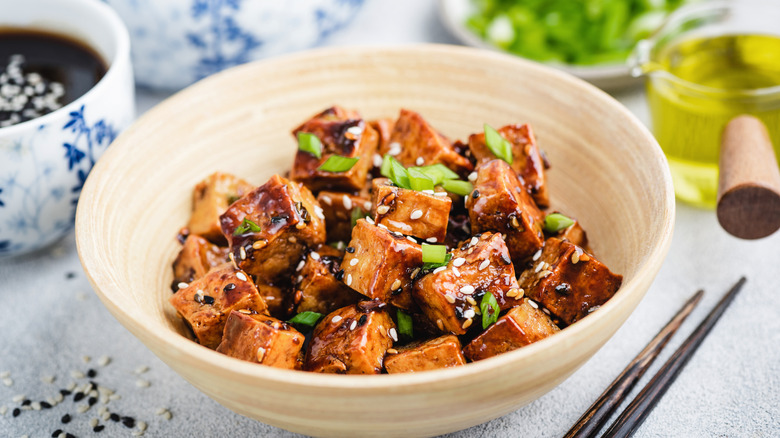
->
{"left": 717, "top": 115, "right": 780, "bottom": 239}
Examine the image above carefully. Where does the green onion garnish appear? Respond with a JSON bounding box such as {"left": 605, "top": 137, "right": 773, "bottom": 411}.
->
{"left": 350, "top": 206, "right": 367, "bottom": 228}
{"left": 233, "top": 218, "right": 261, "bottom": 235}
{"left": 297, "top": 132, "right": 322, "bottom": 158}
{"left": 415, "top": 164, "right": 459, "bottom": 184}
{"left": 387, "top": 155, "right": 411, "bottom": 189}
{"left": 440, "top": 179, "right": 474, "bottom": 197}
{"left": 484, "top": 123, "right": 513, "bottom": 165}
{"left": 318, "top": 155, "right": 359, "bottom": 172}
{"left": 408, "top": 167, "right": 435, "bottom": 191}
{"left": 380, "top": 154, "right": 394, "bottom": 178}
{"left": 422, "top": 243, "right": 447, "bottom": 264}
{"left": 422, "top": 253, "right": 451, "bottom": 271}
{"left": 288, "top": 311, "right": 324, "bottom": 327}
{"left": 227, "top": 195, "right": 241, "bottom": 205}
{"left": 543, "top": 213, "right": 575, "bottom": 232}
{"left": 397, "top": 309, "right": 413, "bottom": 339}
{"left": 480, "top": 293, "right": 500, "bottom": 329}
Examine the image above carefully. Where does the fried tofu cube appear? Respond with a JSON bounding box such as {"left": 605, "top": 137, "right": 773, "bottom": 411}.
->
{"left": 171, "top": 235, "right": 228, "bottom": 290}
{"left": 468, "top": 124, "right": 549, "bottom": 207}
{"left": 384, "top": 335, "right": 466, "bottom": 373}
{"left": 341, "top": 219, "right": 423, "bottom": 310}
{"left": 371, "top": 178, "right": 451, "bottom": 242}
{"left": 462, "top": 299, "right": 560, "bottom": 362}
{"left": 292, "top": 249, "right": 361, "bottom": 314}
{"left": 169, "top": 265, "right": 269, "bottom": 349}
{"left": 304, "top": 301, "right": 395, "bottom": 374}
{"left": 290, "top": 106, "right": 379, "bottom": 192}
{"left": 413, "top": 232, "right": 521, "bottom": 335}
{"left": 466, "top": 159, "right": 545, "bottom": 264}
{"left": 317, "top": 191, "right": 372, "bottom": 243}
{"left": 369, "top": 118, "right": 395, "bottom": 153}
{"left": 216, "top": 311, "right": 304, "bottom": 370}
{"left": 220, "top": 174, "right": 326, "bottom": 283}
{"left": 187, "top": 172, "right": 254, "bottom": 244}
{"left": 518, "top": 238, "right": 622, "bottom": 326}
{"left": 254, "top": 280, "right": 294, "bottom": 320}
{"left": 547, "top": 215, "right": 590, "bottom": 251}
{"left": 381, "top": 109, "right": 472, "bottom": 175}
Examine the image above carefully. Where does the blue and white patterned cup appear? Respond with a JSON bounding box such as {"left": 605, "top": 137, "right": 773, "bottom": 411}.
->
{"left": 0, "top": 0, "right": 135, "bottom": 257}
{"left": 105, "top": 0, "right": 365, "bottom": 90}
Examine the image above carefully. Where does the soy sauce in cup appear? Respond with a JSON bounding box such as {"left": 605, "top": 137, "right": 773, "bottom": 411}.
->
{"left": 0, "top": 29, "right": 107, "bottom": 128}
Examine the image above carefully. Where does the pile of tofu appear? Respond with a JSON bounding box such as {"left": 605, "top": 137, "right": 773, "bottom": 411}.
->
{"left": 168, "top": 106, "right": 623, "bottom": 374}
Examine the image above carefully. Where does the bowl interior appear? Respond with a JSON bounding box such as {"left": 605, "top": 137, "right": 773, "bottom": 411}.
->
{"left": 76, "top": 45, "right": 673, "bottom": 436}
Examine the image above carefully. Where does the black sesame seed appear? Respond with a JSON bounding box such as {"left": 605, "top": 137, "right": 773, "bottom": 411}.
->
{"left": 61, "top": 413, "right": 71, "bottom": 423}
{"left": 122, "top": 416, "right": 136, "bottom": 428}
{"left": 89, "top": 381, "right": 98, "bottom": 390}
{"left": 21, "top": 399, "right": 31, "bottom": 406}
{"left": 60, "top": 389, "right": 71, "bottom": 396}
{"left": 472, "top": 190, "right": 480, "bottom": 199}
{"left": 345, "top": 246, "right": 355, "bottom": 253}
{"left": 202, "top": 295, "right": 215, "bottom": 305}
{"left": 40, "top": 401, "right": 52, "bottom": 409}
{"left": 500, "top": 254, "right": 512, "bottom": 265}
{"left": 391, "top": 288, "right": 403, "bottom": 296}
{"left": 88, "top": 397, "right": 97, "bottom": 406}
{"left": 223, "top": 283, "right": 236, "bottom": 292}
{"left": 358, "top": 314, "right": 367, "bottom": 326}
{"left": 93, "top": 425, "right": 105, "bottom": 432}
{"left": 555, "top": 283, "right": 572, "bottom": 295}
{"left": 87, "top": 369, "right": 97, "bottom": 378}
{"left": 66, "top": 272, "right": 76, "bottom": 279}
{"left": 73, "top": 392, "right": 85, "bottom": 402}
{"left": 109, "top": 413, "right": 120, "bottom": 422}
{"left": 454, "top": 307, "right": 464, "bottom": 318}
{"left": 66, "top": 433, "right": 76, "bottom": 438}
{"left": 52, "top": 430, "right": 63, "bottom": 437}
{"left": 12, "top": 407, "right": 20, "bottom": 417}
{"left": 334, "top": 269, "right": 344, "bottom": 281}
{"left": 271, "top": 215, "right": 287, "bottom": 224}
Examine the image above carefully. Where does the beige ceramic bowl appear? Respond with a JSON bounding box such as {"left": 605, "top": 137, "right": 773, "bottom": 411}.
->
{"left": 76, "top": 45, "right": 674, "bottom": 437}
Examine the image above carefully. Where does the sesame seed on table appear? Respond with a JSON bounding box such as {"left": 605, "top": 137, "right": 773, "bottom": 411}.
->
{"left": 1, "top": 1, "right": 779, "bottom": 437}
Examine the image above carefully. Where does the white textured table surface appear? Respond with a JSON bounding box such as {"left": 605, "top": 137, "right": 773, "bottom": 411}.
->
{"left": 1, "top": 1, "right": 779, "bottom": 437}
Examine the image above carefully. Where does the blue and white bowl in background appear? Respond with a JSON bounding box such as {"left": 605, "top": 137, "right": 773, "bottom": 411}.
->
{"left": 105, "top": 0, "right": 365, "bottom": 90}
{"left": 0, "top": 0, "right": 135, "bottom": 257}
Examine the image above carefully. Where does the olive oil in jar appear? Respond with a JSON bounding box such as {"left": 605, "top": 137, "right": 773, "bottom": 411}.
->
{"left": 646, "top": 34, "right": 780, "bottom": 208}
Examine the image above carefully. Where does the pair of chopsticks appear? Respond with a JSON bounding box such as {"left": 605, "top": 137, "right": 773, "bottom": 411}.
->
{"left": 565, "top": 276, "right": 747, "bottom": 438}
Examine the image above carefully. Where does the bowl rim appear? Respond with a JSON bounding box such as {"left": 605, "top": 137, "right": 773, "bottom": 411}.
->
{"left": 77, "top": 43, "right": 674, "bottom": 391}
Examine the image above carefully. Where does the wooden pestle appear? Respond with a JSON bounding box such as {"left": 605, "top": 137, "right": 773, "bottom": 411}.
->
{"left": 717, "top": 115, "right": 780, "bottom": 239}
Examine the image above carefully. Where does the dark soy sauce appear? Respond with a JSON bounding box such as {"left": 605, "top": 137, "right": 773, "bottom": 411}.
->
{"left": 0, "top": 28, "right": 107, "bottom": 127}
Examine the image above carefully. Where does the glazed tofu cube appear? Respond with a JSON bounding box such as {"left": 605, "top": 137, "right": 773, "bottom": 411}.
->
{"left": 292, "top": 249, "right": 361, "bottom": 314}
{"left": 466, "top": 159, "right": 545, "bottom": 264}
{"left": 412, "top": 232, "right": 521, "bottom": 335}
{"left": 369, "top": 118, "right": 394, "bottom": 153}
{"left": 463, "top": 299, "right": 560, "bottom": 362}
{"left": 290, "top": 107, "right": 379, "bottom": 192}
{"left": 220, "top": 174, "right": 326, "bottom": 283}
{"left": 255, "top": 280, "right": 294, "bottom": 320}
{"left": 547, "top": 215, "right": 590, "bottom": 251}
{"left": 341, "top": 219, "right": 423, "bottom": 310}
{"left": 187, "top": 172, "right": 254, "bottom": 244}
{"left": 171, "top": 235, "right": 228, "bottom": 290}
{"left": 468, "top": 124, "right": 549, "bottom": 207}
{"left": 382, "top": 109, "right": 472, "bottom": 175}
{"left": 216, "top": 311, "right": 304, "bottom": 370}
{"left": 169, "top": 265, "right": 269, "bottom": 349}
{"left": 304, "top": 301, "right": 395, "bottom": 374}
{"left": 317, "top": 191, "right": 372, "bottom": 243}
{"left": 518, "top": 238, "right": 623, "bottom": 326}
{"left": 371, "top": 178, "right": 451, "bottom": 242}
{"left": 384, "top": 335, "right": 466, "bottom": 374}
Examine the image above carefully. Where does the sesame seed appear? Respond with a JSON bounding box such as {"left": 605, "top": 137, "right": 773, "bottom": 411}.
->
{"left": 102, "top": 412, "right": 111, "bottom": 421}
{"left": 571, "top": 251, "right": 580, "bottom": 264}
{"left": 468, "top": 172, "right": 478, "bottom": 181}
{"left": 388, "top": 142, "right": 401, "bottom": 156}
{"left": 539, "top": 269, "right": 553, "bottom": 278}
{"left": 163, "top": 411, "right": 172, "bottom": 420}
{"left": 295, "top": 222, "right": 306, "bottom": 229}
{"left": 434, "top": 192, "right": 448, "bottom": 197}
{"left": 346, "top": 274, "right": 353, "bottom": 286}
{"left": 534, "top": 262, "right": 544, "bottom": 273}
{"left": 90, "top": 418, "right": 98, "bottom": 427}
{"left": 376, "top": 205, "right": 390, "bottom": 215}
{"left": 470, "top": 236, "right": 479, "bottom": 246}
{"left": 426, "top": 237, "right": 437, "bottom": 243}
{"left": 77, "top": 404, "right": 89, "bottom": 413}
{"left": 314, "top": 206, "right": 325, "bottom": 220}
{"left": 239, "top": 246, "right": 247, "bottom": 260}
{"left": 347, "top": 258, "right": 358, "bottom": 267}
{"left": 416, "top": 157, "right": 424, "bottom": 166}
{"left": 378, "top": 223, "right": 388, "bottom": 230}
{"left": 363, "top": 200, "right": 372, "bottom": 210}
{"left": 466, "top": 296, "right": 477, "bottom": 305}
{"left": 236, "top": 272, "right": 248, "bottom": 282}
{"left": 0, "top": 406, "right": 6, "bottom": 415}
{"left": 510, "top": 216, "right": 521, "bottom": 229}
{"left": 109, "top": 394, "right": 121, "bottom": 401}
{"left": 406, "top": 236, "right": 417, "bottom": 243}
{"left": 66, "top": 382, "right": 76, "bottom": 391}
{"left": 82, "top": 355, "right": 91, "bottom": 363}
{"left": 70, "top": 370, "right": 84, "bottom": 379}
{"left": 422, "top": 189, "right": 435, "bottom": 195}
{"left": 479, "top": 259, "right": 490, "bottom": 271}
{"left": 296, "top": 260, "right": 305, "bottom": 271}
{"left": 349, "top": 320, "right": 357, "bottom": 330}
{"left": 135, "top": 380, "right": 150, "bottom": 388}
{"left": 542, "top": 308, "right": 551, "bottom": 315}
{"left": 452, "top": 257, "right": 466, "bottom": 267}
{"left": 11, "top": 394, "right": 24, "bottom": 402}
{"left": 388, "top": 328, "right": 398, "bottom": 342}
{"left": 387, "top": 348, "right": 398, "bottom": 354}
{"left": 0, "top": 371, "right": 8, "bottom": 378}
{"left": 373, "top": 153, "right": 383, "bottom": 167}
{"left": 177, "top": 282, "right": 189, "bottom": 290}
{"left": 98, "top": 356, "right": 111, "bottom": 367}
{"left": 346, "top": 125, "right": 363, "bottom": 136}
{"left": 155, "top": 408, "right": 168, "bottom": 415}
{"left": 411, "top": 268, "right": 421, "bottom": 278}
{"left": 410, "top": 210, "right": 423, "bottom": 220}
{"left": 452, "top": 267, "right": 461, "bottom": 277}
{"left": 41, "top": 375, "right": 55, "bottom": 384}
{"left": 134, "top": 365, "right": 149, "bottom": 374}
{"left": 342, "top": 195, "right": 352, "bottom": 210}
{"left": 332, "top": 315, "right": 343, "bottom": 323}
{"left": 436, "top": 319, "right": 444, "bottom": 330}
{"left": 138, "top": 421, "right": 148, "bottom": 432}
{"left": 463, "top": 308, "right": 476, "bottom": 319}
{"left": 444, "top": 294, "right": 456, "bottom": 304}
{"left": 433, "top": 266, "right": 446, "bottom": 274}
{"left": 528, "top": 300, "right": 539, "bottom": 309}
{"left": 256, "top": 347, "right": 266, "bottom": 362}
{"left": 532, "top": 249, "right": 542, "bottom": 261}
{"left": 459, "top": 285, "right": 475, "bottom": 294}
{"left": 366, "top": 216, "right": 375, "bottom": 224}
{"left": 310, "top": 251, "right": 320, "bottom": 260}
{"left": 462, "top": 318, "right": 473, "bottom": 329}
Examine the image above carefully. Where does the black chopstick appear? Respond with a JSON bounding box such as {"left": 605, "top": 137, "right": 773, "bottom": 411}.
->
{"left": 601, "top": 276, "right": 747, "bottom": 438}
{"left": 563, "top": 289, "right": 704, "bottom": 438}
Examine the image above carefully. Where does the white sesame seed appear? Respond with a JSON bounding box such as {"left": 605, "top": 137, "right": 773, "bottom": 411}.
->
{"left": 346, "top": 274, "right": 353, "bottom": 286}
{"left": 434, "top": 192, "right": 448, "bottom": 197}
{"left": 433, "top": 266, "right": 447, "bottom": 274}
{"left": 0, "top": 371, "right": 8, "bottom": 378}
{"left": 406, "top": 236, "right": 417, "bottom": 243}
{"left": 136, "top": 380, "right": 150, "bottom": 388}
{"left": 378, "top": 223, "right": 388, "bottom": 230}
{"left": 321, "top": 195, "right": 332, "bottom": 205}
{"left": 388, "top": 328, "right": 398, "bottom": 342}
{"left": 109, "top": 394, "right": 121, "bottom": 401}
{"left": 77, "top": 404, "right": 89, "bottom": 413}
{"left": 0, "top": 406, "right": 6, "bottom": 416}
{"left": 376, "top": 205, "right": 390, "bottom": 215}
{"left": 540, "top": 270, "right": 553, "bottom": 278}
{"left": 132, "top": 431, "right": 144, "bottom": 437}
{"left": 256, "top": 347, "right": 266, "bottom": 362}
{"left": 55, "top": 393, "right": 64, "bottom": 403}
{"left": 366, "top": 216, "right": 375, "bottom": 224}
{"left": 156, "top": 408, "right": 168, "bottom": 415}
{"left": 363, "top": 200, "right": 372, "bottom": 211}
{"left": 444, "top": 294, "right": 456, "bottom": 304}
{"left": 296, "top": 260, "right": 305, "bottom": 271}
{"left": 532, "top": 249, "right": 542, "bottom": 261}
{"left": 41, "top": 375, "right": 55, "bottom": 384}
{"left": 388, "top": 142, "right": 401, "bottom": 156}
{"left": 349, "top": 258, "right": 359, "bottom": 266}
{"left": 416, "top": 157, "right": 424, "bottom": 166}
{"left": 534, "top": 262, "right": 544, "bottom": 273}
{"left": 163, "top": 411, "right": 173, "bottom": 420}
{"left": 11, "top": 394, "right": 24, "bottom": 403}
{"left": 436, "top": 319, "right": 444, "bottom": 331}
{"left": 426, "top": 237, "right": 437, "bottom": 243}
{"left": 410, "top": 210, "right": 423, "bottom": 220}
{"left": 528, "top": 300, "right": 539, "bottom": 309}
{"left": 90, "top": 418, "right": 98, "bottom": 427}
{"left": 350, "top": 320, "right": 357, "bottom": 330}
{"left": 468, "top": 172, "right": 478, "bottom": 182}
{"left": 71, "top": 370, "right": 84, "bottom": 379}
{"left": 452, "top": 257, "right": 466, "bottom": 267}
{"left": 297, "top": 275, "right": 303, "bottom": 283}
{"left": 391, "top": 279, "right": 402, "bottom": 290}
{"left": 542, "top": 308, "right": 551, "bottom": 315}
{"left": 452, "top": 267, "right": 461, "bottom": 277}
{"left": 239, "top": 246, "right": 247, "bottom": 260}
{"left": 332, "top": 315, "right": 343, "bottom": 323}
{"left": 346, "top": 126, "right": 363, "bottom": 136}
{"left": 135, "top": 365, "right": 149, "bottom": 374}
{"left": 462, "top": 318, "right": 473, "bottom": 329}
{"left": 177, "top": 282, "right": 189, "bottom": 290}
{"left": 463, "top": 308, "right": 476, "bottom": 319}
{"left": 470, "top": 237, "right": 479, "bottom": 246}
{"left": 66, "top": 382, "right": 76, "bottom": 391}
{"left": 310, "top": 251, "right": 321, "bottom": 260}
{"left": 314, "top": 206, "right": 325, "bottom": 220}
{"left": 460, "top": 285, "right": 475, "bottom": 294}
{"left": 236, "top": 272, "right": 248, "bottom": 282}
{"left": 139, "top": 421, "right": 148, "bottom": 432}
{"left": 466, "top": 296, "right": 477, "bottom": 305}
{"left": 422, "top": 189, "right": 435, "bottom": 195}
{"left": 571, "top": 251, "right": 580, "bottom": 264}
{"left": 98, "top": 356, "right": 111, "bottom": 367}
{"left": 373, "top": 153, "right": 383, "bottom": 167}
{"left": 342, "top": 195, "right": 352, "bottom": 210}
{"left": 479, "top": 259, "right": 490, "bottom": 271}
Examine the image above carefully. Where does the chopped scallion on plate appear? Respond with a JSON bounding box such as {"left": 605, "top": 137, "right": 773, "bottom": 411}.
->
{"left": 484, "top": 123, "right": 513, "bottom": 164}
{"left": 543, "top": 213, "right": 575, "bottom": 232}
{"left": 288, "top": 311, "right": 323, "bottom": 327}
{"left": 297, "top": 132, "right": 322, "bottom": 158}
{"left": 480, "top": 292, "right": 500, "bottom": 329}
{"left": 318, "top": 155, "right": 359, "bottom": 172}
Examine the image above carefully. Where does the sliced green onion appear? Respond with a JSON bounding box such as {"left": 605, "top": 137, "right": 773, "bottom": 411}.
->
{"left": 440, "top": 179, "right": 474, "bottom": 197}
{"left": 233, "top": 218, "right": 261, "bottom": 235}
{"left": 227, "top": 195, "right": 241, "bottom": 205}
{"left": 297, "top": 132, "right": 322, "bottom": 158}
{"left": 408, "top": 168, "right": 435, "bottom": 191}
{"left": 380, "top": 154, "right": 394, "bottom": 179}
{"left": 388, "top": 156, "right": 411, "bottom": 189}
{"left": 543, "top": 213, "right": 575, "bottom": 232}
{"left": 422, "top": 253, "right": 452, "bottom": 271}
{"left": 318, "top": 155, "right": 359, "bottom": 172}
{"left": 288, "top": 311, "right": 323, "bottom": 327}
{"left": 484, "top": 124, "right": 514, "bottom": 165}
{"left": 412, "top": 164, "right": 459, "bottom": 185}
{"left": 480, "top": 293, "right": 500, "bottom": 329}
{"left": 422, "top": 243, "right": 447, "bottom": 264}
{"left": 397, "top": 309, "right": 413, "bottom": 339}
{"left": 350, "top": 206, "right": 367, "bottom": 228}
